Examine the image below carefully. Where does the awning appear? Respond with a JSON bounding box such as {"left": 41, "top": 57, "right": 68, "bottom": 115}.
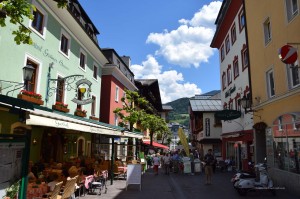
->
{"left": 26, "top": 107, "right": 142, "bottom": 138}
{"left": 143, "top": 141, "right": 169, "bottom": 149}
{"left": 0, "top": 94, "right": 34, "bottom": 110}
{"left": 198, "top": 138, "right": 222, "bottom": 144}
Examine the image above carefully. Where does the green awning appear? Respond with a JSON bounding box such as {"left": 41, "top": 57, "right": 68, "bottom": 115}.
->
{"left": 0, "top": 94, "right": 34, "bottom": 110}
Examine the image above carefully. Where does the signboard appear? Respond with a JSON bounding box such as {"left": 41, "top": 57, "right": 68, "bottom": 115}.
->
{"left": 178, "top": 128, "right": 189, "bottom": 155}
{"left": 205, "top": 118, "right": 210, "bottom": 136}
{"left": 126, "top": 164, "right": 142, "bottom": 191}
{"left": 71, "top": 79, "right": 94, "bottom": 105}
{"left": 214, "top": 110, "right": 241, "bottom": 120}
{"left": 278, "top": 45, "right": 298, "bottom": 64}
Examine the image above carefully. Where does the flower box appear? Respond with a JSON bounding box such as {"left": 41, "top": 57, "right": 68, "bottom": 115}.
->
{"left": 74, "top": 110, "right": 87, "bottom": 117}
{"left": 17, "top": 94, "right": 44, "bottom": 105}
{"left": 52, "top": 104, "right": 69, "bottom": 113}
{"left": 89, "top": 116, "right": 99, "bottom": 121}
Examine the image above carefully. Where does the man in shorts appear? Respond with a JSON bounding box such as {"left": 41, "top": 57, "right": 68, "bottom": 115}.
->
{"left": 204, "top": 149, "right": 215, "bottom": 185}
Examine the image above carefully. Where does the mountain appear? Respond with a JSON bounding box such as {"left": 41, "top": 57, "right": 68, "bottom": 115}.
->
{"left": 166, "top": 97, "right": 190, "bottom": 127}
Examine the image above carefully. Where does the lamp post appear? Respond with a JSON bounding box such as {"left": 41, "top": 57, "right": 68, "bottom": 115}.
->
{"left": 22, "top": 64, "right": 35, "bottom": 91}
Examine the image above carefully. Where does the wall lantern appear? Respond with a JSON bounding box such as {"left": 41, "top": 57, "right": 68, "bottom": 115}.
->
{"left": 240, "top": 95, "right": 255, "bottom": 113}
{"left": 23, "top": 64, "right": 35, "bottom": 90}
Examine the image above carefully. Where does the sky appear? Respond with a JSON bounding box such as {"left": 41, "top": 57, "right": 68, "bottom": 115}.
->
{"left": 79, "top": 0, "right": 223, "bottom": 104}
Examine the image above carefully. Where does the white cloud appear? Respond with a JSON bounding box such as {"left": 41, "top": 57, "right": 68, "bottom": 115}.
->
{"left": 146, "top": 1, "right": 222, "bottom": 68}
{"left": 131, "top": 55, "right": 201, "bottom": 103}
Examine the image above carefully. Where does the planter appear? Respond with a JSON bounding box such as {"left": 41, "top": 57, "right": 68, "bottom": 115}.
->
{"left": 89, "top": 116, "right": 99, "bottom": 121}
{"left": 52, "top": 105, "right": 69, "bottom": 113}
{"left": 17, "top": 94, "right": 44, "bottom": 105}
{"left": 74, "top": 111, "right": 86, "bottom": 118}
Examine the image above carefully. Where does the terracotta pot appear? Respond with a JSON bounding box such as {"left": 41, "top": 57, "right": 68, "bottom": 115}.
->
{"left": 89, "top": 116, "right": 99, "bottom": 121}
{"left": 52, "top": 105, "right": 70, "bottom": 113}
{"left": 74, "top": 111, "right": 86, "bottom": 117}
{"left": 17, "top": 94, "right": 44, "bottom": 105}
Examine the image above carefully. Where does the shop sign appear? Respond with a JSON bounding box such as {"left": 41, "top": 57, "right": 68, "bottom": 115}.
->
{"left": 55, "top": 120, "right": 69, "bottom": 128}
{"left": 214, "top": 110, "right": 241, "bottom": 120}
{"left": 71, "top": 79, "right": 94, "bottom": 105}
{"left": 205, "top": 118, "right": 210, "bottom": 136}
{"left": 278, "top": 44, "right": 298, "bottom": 64}
{"left": 225, "top": 85, "right": 236, "bottom": 98}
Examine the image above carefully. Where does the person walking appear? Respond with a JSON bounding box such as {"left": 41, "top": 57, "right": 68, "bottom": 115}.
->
{"left": 162, "top": 153, "right": 171, "bottom": 175}
{"left": 204, "top": 149, "right": 215, "bottom": 185}
{"left": 153, "top": 153, "right": 160, "bottom": 175}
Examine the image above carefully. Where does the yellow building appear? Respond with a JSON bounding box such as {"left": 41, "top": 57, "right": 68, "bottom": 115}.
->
{"left": 245, "top": 0, "right": 300, "bottom": 195}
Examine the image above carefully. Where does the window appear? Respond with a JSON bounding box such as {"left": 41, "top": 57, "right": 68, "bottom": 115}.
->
{"left": 115, "top": 86, "right": 119, "bottom": 102}
{"left": 55, "top": 76, "right": 65, "bottom": 103}
{"left": 231, "top": 24, "right": 236, "bottom": 45}
{"left": 228, "top": 99, "right": 233, "bottom": 110}
{"left": 30, "top": 1, "right": 47, "bottom": 38}
{"left": 266, "top": 69, "right": 275, "bottom": 98}
{"left": 233, "top": 56, "right": 239, "bottom": 79}
{"left": 117, "top": 60, "right": 121, "bottom": 68}
{"left": 220, "top": 45, "right": 225, "bottom": 61}
{"left": 222, "top": 72, "right": 226, "bottom": 90}
{"left": 287, "top": 60, "right": 300, "bottom": 88}
{"left": 239, "top": 10, "right": 245, "bottom": 32}
{"left": 263, "top": 18, "right": 272, "bottom": 45}
{"left": 278, "top": 116, "right": 283, "bottom": 131}
{"left": 227, "top": 65, "right": 232, "bottom": 85}
{"left": 59, "top": 30, "right": 70, "bottom": 57}
{"left": 91, "top": 96, "right": 96, "bottom": 116}
{"left": 241, "top": 44, "right": 249, "bottom": 70}
{"left": 77, "top": 88, "right": 83, "bottom": 110}
{"left": 79, "top": 51, "right": 86, "bottom": 70}
{"left": 225, "top": 36, "right": 230, "bottom": 54}
{"left": 93, "top": 65, "right": 98, "bottom": 79}
{"left": 286, "top": 0, "right": 299, "bottom": 22}
{"left": 25, "top": 59, "right": 38, "bottom": 93}
{"left": 223, "top": 102, "right": 227, "bottom": 110}
{"left": 114, "top": 114, "right": 119, "bottom": 126}
{"left": 235, "top": 94, "right": 241, "bottom": 111}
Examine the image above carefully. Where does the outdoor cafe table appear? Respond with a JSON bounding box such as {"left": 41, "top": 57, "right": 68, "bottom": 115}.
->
{"left": 26, "top": 182, "right": 48, "bottom": 199}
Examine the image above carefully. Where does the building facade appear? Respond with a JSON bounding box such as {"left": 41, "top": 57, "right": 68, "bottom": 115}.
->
{"left": 211, "top": 0, "right": 254, "bottom": 170}
{"left": 244, "top": 0, "right": 300, "bottom": 195}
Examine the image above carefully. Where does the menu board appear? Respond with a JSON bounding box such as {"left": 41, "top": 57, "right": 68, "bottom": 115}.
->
{"left": 0, "top": 142, "right": 25, "bottom": 198}
{"left": 126, "top": 164, "right": 142, "bottom": 191}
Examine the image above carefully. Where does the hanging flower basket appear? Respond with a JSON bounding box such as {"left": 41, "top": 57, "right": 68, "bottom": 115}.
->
{"left": 74, "top": 109, "right": 87, "bottom": 117}
{"left": 52, "top": 102, "right": 69, "bottom": 113}
{"left": 18, "top": 90, "right": 44, "bottom": 105}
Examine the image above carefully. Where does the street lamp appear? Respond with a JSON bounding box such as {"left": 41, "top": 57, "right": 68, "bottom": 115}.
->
{"left": 240, "top": 95, "right": 255, "bottom": 113}
{"left": 22, "top": 64, "right": 35, "bottom": 91}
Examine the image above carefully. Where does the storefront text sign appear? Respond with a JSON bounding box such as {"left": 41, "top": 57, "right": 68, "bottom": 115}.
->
{"left": 55, "top": 120, "right": 69, "bottom": 128}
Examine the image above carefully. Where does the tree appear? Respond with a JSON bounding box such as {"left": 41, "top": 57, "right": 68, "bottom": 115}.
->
{"left": 113, "top": 89, "right": 151, "bottom": 131}
{"left": 141, "top": 114, "right": 169, "bottom": 146}
{"left": 0, "top": 0, "right": 67, "bottom": 45}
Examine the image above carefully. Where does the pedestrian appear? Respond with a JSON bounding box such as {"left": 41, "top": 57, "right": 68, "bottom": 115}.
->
{"left": 204, "top": 149, "right": 215, "bottom": 185}
{"left": 153, "top": 153, "right": 160, "bottom": 175}
{"left": 162, "top": 153, "right": 171, "bottom": 175}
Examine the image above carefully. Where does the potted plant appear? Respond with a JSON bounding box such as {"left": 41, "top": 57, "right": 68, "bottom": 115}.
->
{"left": 52, "top": 101, "right": 69, "bottom": 113}
{"left": 89, "top": 115, "right": 99, "bottom": 121}
{"left": 18, "top": 90, "right": 44, "bottom": 105}
{"left": 3, "top": 180, "right": 20, "bottom": 199}
{"left": 74, "top": 109, "right": 87, "bottom": 117}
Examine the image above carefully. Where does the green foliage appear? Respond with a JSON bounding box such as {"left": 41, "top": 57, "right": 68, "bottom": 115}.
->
{"left": 0, "top": 0, "right": 67, "bottom": 45}
{"left": 3, "top": 180, "right": 20, "bottom": 199}
{"left": 166, "top": 97, "right": 190, "bottom": 127}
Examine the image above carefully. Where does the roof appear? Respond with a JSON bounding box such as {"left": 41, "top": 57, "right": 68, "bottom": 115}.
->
{"left": 162, "top": 105, "right": 173, "bottom": 111}
{"left": 190, "top": 99, "right": 222, "bottom": 112}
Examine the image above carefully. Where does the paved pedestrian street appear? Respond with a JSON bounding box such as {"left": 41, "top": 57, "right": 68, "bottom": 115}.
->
{"left": 82, "top": 168, "right": 299, "bottom": 199}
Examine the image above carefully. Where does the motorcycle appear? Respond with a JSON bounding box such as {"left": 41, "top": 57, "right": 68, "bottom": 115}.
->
{"left": 234, "top": 163, "right": 275, "bottom": 196}
{"left": 231, "top": 161, "right": 256, "bottom": 187}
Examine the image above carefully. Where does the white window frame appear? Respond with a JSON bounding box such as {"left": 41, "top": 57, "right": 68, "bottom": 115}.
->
{"left": 266, "top": 69, "right": 275, "bottom": 98}
{"left": 24, "top": 54, "right": 42, "bottom": 94}
{"left": 278, "top": 116, "right": 283, "bottom": 131}
{"left": 55, "top": 74, "right": 66, "bottom": 104}
{"left": 287, "top": 60, "right": 300, "bottom": 89}
{"left": 79, "top": 48, "right": 87, "bottom": 71}
{"left": 263, "top": 18, "right": 272, "bottom": 45}
{"left": 286, "top": 0, "right": 299, "bottom": 22}
{"left": 29, "top": 0, "right": 48, "bottom": 39}
{"left": 59, "top": 29, "right": 71, "bottom": 59}
{"left": 115, "top": 86, "right": 119, "bottom": 102}
{"left": 92, "top": 62, "right": 98, "bottom": 81}
{"left": 114, "top": 113, "right": 119, "bottom": 126}
{"left": 122, "top": 91, "right": 126, "bottom": 106}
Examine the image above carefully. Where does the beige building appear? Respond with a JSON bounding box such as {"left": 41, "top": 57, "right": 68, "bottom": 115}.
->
{"left": 245, "top": 0, "right": 300, "bottom": 195}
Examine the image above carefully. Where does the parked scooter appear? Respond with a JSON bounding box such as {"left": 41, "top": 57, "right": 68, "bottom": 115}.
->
{"left": 234, "top": 163, "right": 275, "bottom": 196}
{"left": 231, "top": 162, "right": 256, "bottom": 187}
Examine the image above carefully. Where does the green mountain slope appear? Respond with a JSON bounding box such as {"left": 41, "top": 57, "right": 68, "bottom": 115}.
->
{"left": 166, "top": 97, "right": 190, "bottom": 127}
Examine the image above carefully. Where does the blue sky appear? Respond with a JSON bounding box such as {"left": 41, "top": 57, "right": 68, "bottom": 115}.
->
{"left": 79, "top": 0, "right": 222, "bottom": 103}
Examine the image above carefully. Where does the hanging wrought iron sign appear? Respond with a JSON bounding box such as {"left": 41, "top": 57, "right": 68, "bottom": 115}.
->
{"left": 71, "top": 78, "right": 94, "bottom": 105}
{"left": 214, "top": 110, "right": 241, "bottom": 121}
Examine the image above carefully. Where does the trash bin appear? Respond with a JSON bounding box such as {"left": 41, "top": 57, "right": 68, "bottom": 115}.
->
{"left": 182, "top": 157, "right": 191, "bottom": 174}
{"left": 194, "top": 158, "right": 202, "bottom": 173}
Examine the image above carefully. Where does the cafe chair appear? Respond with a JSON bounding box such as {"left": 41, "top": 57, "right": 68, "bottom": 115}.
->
{"left": 85, "top": 175, "right": 106, "bottom": 195}
{"left": 57, "top": 176, "right": 78, "bottom": 199}
{"left": 47, "top": 181, "right": 63, "bottom": 199}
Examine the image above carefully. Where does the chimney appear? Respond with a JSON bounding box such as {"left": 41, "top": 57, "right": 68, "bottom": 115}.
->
{"left": 121, "top": 56, "right": 131, "bottom": 67}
